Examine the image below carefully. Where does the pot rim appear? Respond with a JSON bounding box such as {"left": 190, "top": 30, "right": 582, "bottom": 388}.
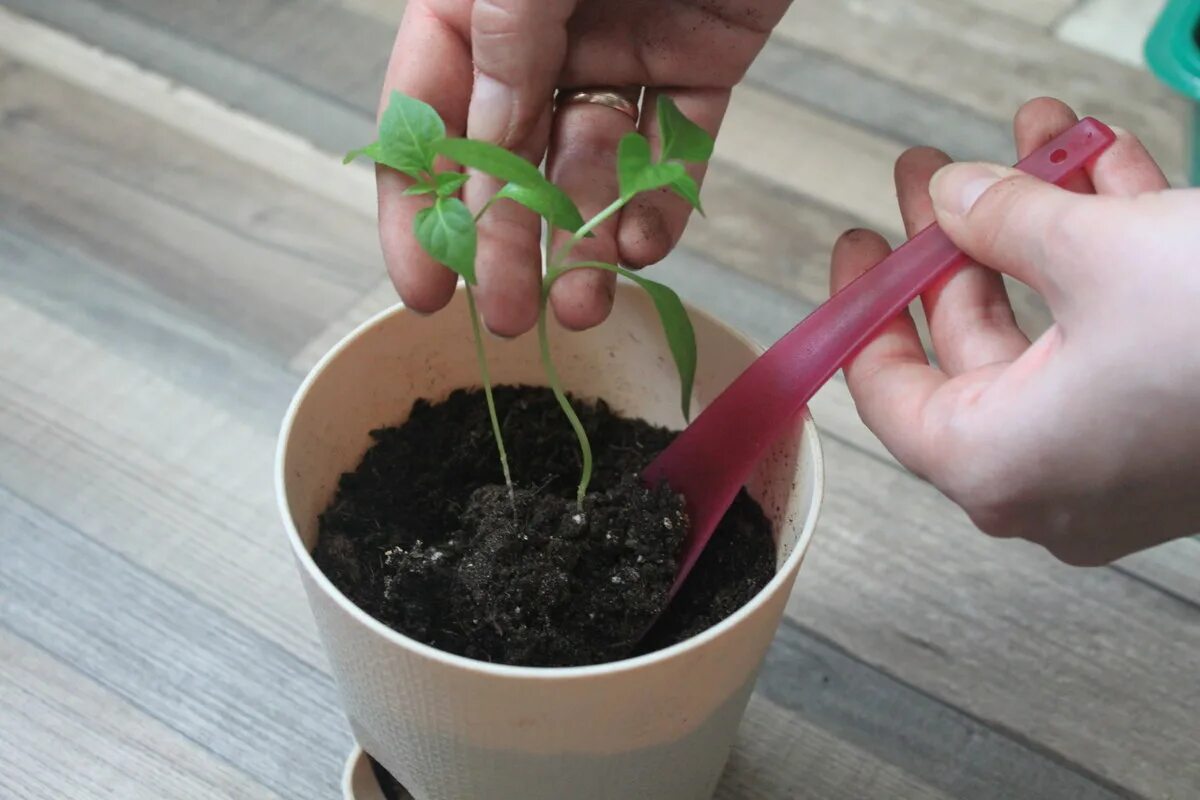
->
{"left": 275, "top": 284, "right": 824, "bottom": 680}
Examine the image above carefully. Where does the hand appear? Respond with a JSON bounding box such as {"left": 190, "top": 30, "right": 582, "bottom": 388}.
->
{"left": 831, "top": 97, "right": 1200, "bottom": 565}
{"left": 376, "top": 0, "right": 788, "bottom": 335}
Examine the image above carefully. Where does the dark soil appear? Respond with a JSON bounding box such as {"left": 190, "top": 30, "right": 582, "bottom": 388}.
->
{"left": 315, "top": 386, "right": 775, "bottom": 668}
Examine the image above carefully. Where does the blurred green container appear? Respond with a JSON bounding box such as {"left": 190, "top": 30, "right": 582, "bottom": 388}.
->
{"left": 1146, "top": 0, "right": 1200, "bottom": 185}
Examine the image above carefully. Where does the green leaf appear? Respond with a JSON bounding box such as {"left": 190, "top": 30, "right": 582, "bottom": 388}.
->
{"left": 413, "top": 197, "right": 477, "bottom": 283}
{"left": 436, "top": 139, "right": 588, "bottom": 233}
{"left": 494, "top": 182, "right": 587, "bottom": 233}
{"left": 657, "top": 95, "right": 715, "bottom": 164}
{"left": 617, "top": 267, "right": 697, "bottom": 419}
{"left": 434, "top": 138, "right": 545, "bottom": 186}
{"left": 617, "top": 133, "right": 686, "bottom": 200}
{"left": 343, "top": 142, "right": 383, "bottom": 165}
{"left": 403, "top": 181, "right": 437, "bottom": 196}
{"left": 344, "top": 91, "right": 445, "bottom": 178}
{"left": 668, "top": 173, "right": 704, "bottom": 214}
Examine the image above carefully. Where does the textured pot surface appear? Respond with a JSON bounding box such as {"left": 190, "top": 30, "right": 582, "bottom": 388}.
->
{"left": 277, "top": 284, "right": 824, "bottom": 800}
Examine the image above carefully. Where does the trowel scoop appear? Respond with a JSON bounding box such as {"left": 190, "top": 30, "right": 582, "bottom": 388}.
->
{"left": 646, "top": 117, "right": 1117, "bottom": 598}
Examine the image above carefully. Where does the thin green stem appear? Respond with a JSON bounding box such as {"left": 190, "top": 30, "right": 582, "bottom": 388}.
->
{"left": 537, "top": 285, "right": 592, "bottom": 509}
{"left": 550, "top": 196, "right": 627, "bottom": 266}
{"left": 538, "top": 216, "right": 622, "bottom": 509}
{"left": 555, "top": 261, "right": 622, "bottom": 281}
{"left": 465, "top": 284, "right": 513, "bottom": 500}
{"left": 473, "top": 197, "right": 497, "bottom": 223}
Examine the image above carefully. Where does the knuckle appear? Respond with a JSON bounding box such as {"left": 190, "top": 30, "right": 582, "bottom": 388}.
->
{"left": 959, "top": 484, "right": 1040, "bottom": 542}
{"left": 933, "top": 426, "right": 1034, "bottom": 539}
{"left": 964, "top": 175, "right": 1026, "bottom": 254}
{"left": 472, "top": 0, "right": 523, "bottom": 35}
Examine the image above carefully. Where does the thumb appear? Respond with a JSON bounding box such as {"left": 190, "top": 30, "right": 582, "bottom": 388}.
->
{"left": 469, "top": 0, "right": 578, "bottom": 148}
{"left": 929, "top": 162, "right": 1087, "bottom": 301}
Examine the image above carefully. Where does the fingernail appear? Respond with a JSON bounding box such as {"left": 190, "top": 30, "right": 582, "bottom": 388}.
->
{"left": 838, "top": 227, "right": 868, "bottom": 243}
{"left": 929, "top": 163, "right": 1012, "bottom": 216}
{"left": 468, "top": 74, "right": 515, "bottom": 144}
{"left": 485, "top": 326, "right": 518, "bottom": 341}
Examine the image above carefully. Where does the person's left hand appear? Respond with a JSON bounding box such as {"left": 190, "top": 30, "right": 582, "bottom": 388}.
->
{"left": 376, "top": 0, "right": 791, "bottom": 335}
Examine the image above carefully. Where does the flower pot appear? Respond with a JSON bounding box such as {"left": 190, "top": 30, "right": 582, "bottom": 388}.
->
{"left": 1146, "top": 0, "right": 1200, "bottom": 185}
{"left": 276, "top": 283, "right": 824, "bottom": 800}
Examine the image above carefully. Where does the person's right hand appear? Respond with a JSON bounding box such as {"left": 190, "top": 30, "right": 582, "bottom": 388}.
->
{"left": 831, "top": 98, "right": 1200, "bottom": 565}
{"left": 375, "top": 0, "right": 790, "bottom": 336}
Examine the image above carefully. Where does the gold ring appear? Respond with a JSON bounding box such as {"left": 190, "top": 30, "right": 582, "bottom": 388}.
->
{"left": 556, "top": 87, "right": 643, "bottom": 122}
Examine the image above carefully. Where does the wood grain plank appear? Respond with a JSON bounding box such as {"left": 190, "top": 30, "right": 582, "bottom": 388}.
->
{"left": 0, "top": 55, "right": 380, "bottom": 361}
{"left": 717, "top": 84, "right": 904, "bottom": 232}
{"left": 1113, "top": 543, "right": 1200, "bottom": 608}
{"left": 958, "top": 0, "right": 1080, "bottom": 28}
{"left": 332, "top": 0, "right": 405, "bottom": 25}
{"left": 0, "top": 296, "right": 324, "bottom": 670}
{"left": 745, "top": 37, "right": 1014, "bottom": 164}
{"left": 0, "top": 0, "right": 374, "bottom": 157}
{"left": 791, "top": 433, "right": 1200, "bottom": 799}
{"left": 289, "top": 278, "right": 401, "bottom": 373}
{"left": 774, "top": 0, "right": 1188, "bottom": 183}
{"left": 0, "top": 5, "right": 376, "bottom": 216}
{"left": 2, "top": 0, "right": 901, "bottom": 226}
{"left": 1056, "top": 0, "right": 1168, "bottom": 67}
{"left": 0, "top": 225, "right": 295, "bottom": 431}
{"left": 753, "top": 619, "right": 1128, "bottom": 799}
{"left": 0, "top": 630, "right": 283, "bottom": 800}
{"left": 0, "top": 488, "right": 349, "bottom": 800}
{"left": 718, "top": 695, "right": 954, "bottom": 800}
{"left": 68, "top": 0, "right": 391, "bottom": 116}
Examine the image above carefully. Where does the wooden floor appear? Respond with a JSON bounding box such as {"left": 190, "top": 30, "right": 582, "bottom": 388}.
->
{"left": 1, "top": 1, "right": 1196, "bottom": 798}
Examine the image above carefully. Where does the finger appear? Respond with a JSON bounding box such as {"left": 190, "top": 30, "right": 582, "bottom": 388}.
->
{"left": 468, "top": 0, "right": 576, "bottom": 148}
{"left": 545, "top": 101, "right": 639, "bottom": 330}
{"left": 896, "top": 147, "right": 1030, "bottom": 374}
{"left": 465, "top": 103, "right": 554, "bottom": 336}
{"left": 463, "top": 0, "right": 577, "bottom": 334}
{"left": 1012, "top": 99, "right": 1170, "bottom": 196}
{"left": 617, "top": 88, "right": 729, "bottom": 269}
{"left": 928, "top": 163, "right": 1087, "bottom": 305}
{"left": 377, "top": 5, "right": 473, "bottom": 312}
{"left": 1088, "top": 126, "right": 1171, "bottom": 196}
{"left": 1013, "top": 97, "right": 1094, "bottom": 195}
{"left": 831, "top": 229, "right": 946, "bottom": 476}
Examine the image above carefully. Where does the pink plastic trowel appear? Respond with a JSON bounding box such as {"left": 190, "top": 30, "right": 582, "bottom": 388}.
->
{"left": 645, "top": 117, "right": 1117, "bottom": 598}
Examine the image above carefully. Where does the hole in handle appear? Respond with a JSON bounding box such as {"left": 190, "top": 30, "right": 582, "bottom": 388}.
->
{"left": 1050, "top": 148, "right": 1068, "bottom": 164}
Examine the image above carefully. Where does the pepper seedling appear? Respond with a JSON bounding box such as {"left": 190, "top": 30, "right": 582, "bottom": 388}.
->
{"left": 346, "top": 91, "right": 714, "bottom": 508}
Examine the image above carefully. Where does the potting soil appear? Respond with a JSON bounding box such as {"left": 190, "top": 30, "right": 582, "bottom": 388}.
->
{"left": 314, "top": 386, "right": 775, "bottom": 667}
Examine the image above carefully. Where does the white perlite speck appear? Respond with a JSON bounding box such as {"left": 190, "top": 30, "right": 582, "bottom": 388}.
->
{"left": 571, "top": 513, "right": 584, "bottom": 524}
{"left": 663, "top": 517, "right": 673, "bottom": 529}
{"left": 610, "top": 575, "right": 622, "bottom": 584}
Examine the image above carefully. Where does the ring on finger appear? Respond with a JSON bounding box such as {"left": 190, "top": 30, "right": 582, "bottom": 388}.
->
{"left": 555, "top": 86, "right": 643, "bottom": 122}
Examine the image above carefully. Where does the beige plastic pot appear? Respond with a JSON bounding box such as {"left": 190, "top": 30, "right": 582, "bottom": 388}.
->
{"left": 276, "top": 283, "right": 823, "bottom": 800}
